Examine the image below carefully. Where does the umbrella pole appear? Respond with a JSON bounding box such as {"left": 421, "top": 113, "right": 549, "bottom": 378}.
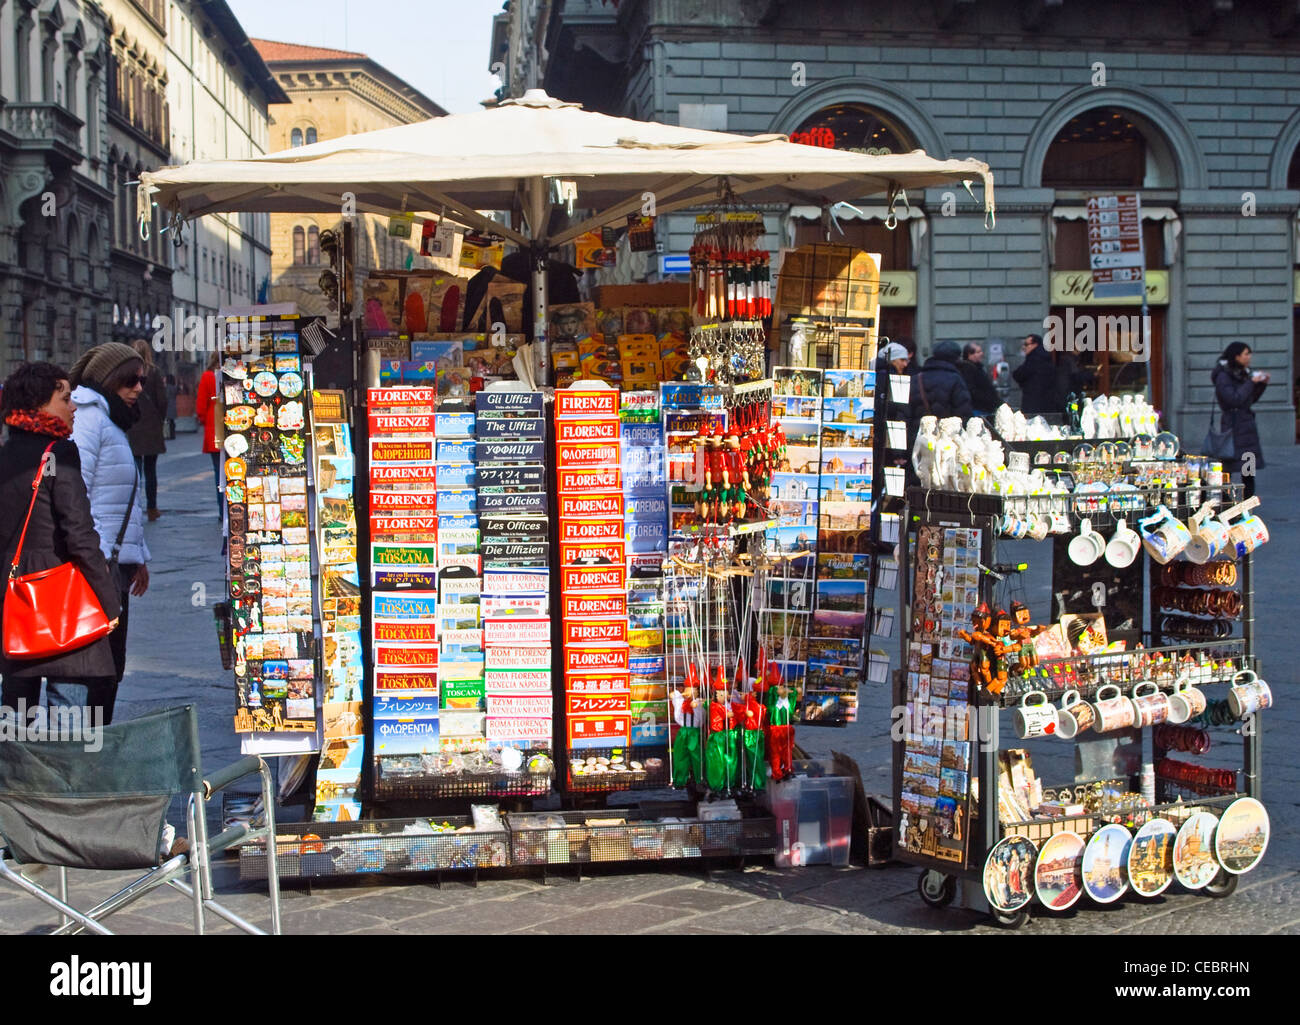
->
{"left": 532, "top": 246, "right": 548, "bottom": 387}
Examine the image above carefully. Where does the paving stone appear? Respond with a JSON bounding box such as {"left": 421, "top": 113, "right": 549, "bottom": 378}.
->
{"left": 528, "top": 902, "right": 696, "bottom": 934}
{"left": 635, "top": 886, "right": 760, "bottom": 912}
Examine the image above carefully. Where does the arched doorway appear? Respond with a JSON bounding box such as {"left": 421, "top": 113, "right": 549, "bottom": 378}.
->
{"left": 1043, "top": 106, "right": 1173, "bottom": 413}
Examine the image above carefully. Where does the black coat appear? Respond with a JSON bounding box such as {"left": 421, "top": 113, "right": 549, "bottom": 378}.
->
{"left": 0, "top": 428, "right": 121, "bottom": 679}
{"left": 127, "top": 366, "right": 168, "bottom": 457}
{"left": 1212, "top": 361, "right": 1267, "bottom": 469}
{"left": 956, "top": 358, "right": 999, "bottom": 413}
{"left": 911, "top": 355, "right": 973, "bottom": 426}
{"left": 1012, "top": 345, "right": 1058, "bottom": 416}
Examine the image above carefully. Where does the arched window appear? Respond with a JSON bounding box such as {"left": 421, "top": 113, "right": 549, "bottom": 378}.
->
{"left": 290, "top": 127, "right": 303, "bottom": 148}
{"left": 15, "top": 19, "right": 31, "bottom": 102}
{"left": 1288, "top": 145, "right": 1300, "bottom": 190}
{"left": 1043, "top": 107, "right": 1146, "bottom": 189}
{"left": 790, "top": 103, "right": 913, "bottom": 154}
{"left": 307, "top": 226, "right": 320, "bottom": 265}
{"left": 305, "top": 126, "right": 317, "bottom": 145}
{"left": 292, "top": 226, "right": 305, "bottom": 264}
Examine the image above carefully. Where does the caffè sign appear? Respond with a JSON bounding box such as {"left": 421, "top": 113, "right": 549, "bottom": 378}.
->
{"left": 1051, "top": 270, "right": 1168, "bottom": 306}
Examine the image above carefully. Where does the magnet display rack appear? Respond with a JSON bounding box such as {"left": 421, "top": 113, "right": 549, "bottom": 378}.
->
{"left": 894, "top": 475, "right": 1261, "bottom": 928}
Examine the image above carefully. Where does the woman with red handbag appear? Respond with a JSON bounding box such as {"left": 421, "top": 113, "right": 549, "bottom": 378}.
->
{"left": 0, "top": 363, "right": 121, "bottom": 718}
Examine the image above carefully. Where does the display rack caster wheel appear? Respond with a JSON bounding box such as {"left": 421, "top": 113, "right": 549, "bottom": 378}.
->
{"left": 1203, "top": 868, "right": 1239, "bottom": 899}
{"left": 989, "top": 906, "right": 1029, "bottom": 929}
{"left": 917, "top": 869, "right": 956, "bottom": 909}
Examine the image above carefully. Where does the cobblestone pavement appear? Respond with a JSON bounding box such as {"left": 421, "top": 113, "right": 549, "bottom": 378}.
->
{"left": 0, "top": 434, "right": 1295, "bottom": 935}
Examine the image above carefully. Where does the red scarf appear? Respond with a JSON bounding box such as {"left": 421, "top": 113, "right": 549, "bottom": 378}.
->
{"left": 5, "top": 410, "right": 73, "bottom": 439}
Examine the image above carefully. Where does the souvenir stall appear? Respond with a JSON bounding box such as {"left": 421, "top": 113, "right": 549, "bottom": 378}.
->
{"left": 895, "top": 403, "right": 1270, "bottom": 926}
{"left": 141, "top": 92, "right": 994, "bottom": 880}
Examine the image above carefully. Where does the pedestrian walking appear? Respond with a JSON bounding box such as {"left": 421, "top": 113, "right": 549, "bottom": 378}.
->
{"left": 196, "top": 352, "right": 222, "bottom": 518}
{"left": 1212, "top": 341, "right": 1268, "bottom": 499}
{"left": 1012, "top": 333, "right": 1058, "bottom": 416}
{"left": 956, "top": 342, "right": 1000, "bottom": 416}
{"left": 126, "top": 338, "right": 167, "bottom": 522}
{"left": 0, "top": 362, "right": 122, "bottom": 719}
{"left": 68, "top": 342, "right": 152, "bottom": 723}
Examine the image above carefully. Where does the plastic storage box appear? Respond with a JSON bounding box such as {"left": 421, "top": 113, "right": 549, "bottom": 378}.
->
{"left": 766, "top": 774, "right": 854, "bottom": 868}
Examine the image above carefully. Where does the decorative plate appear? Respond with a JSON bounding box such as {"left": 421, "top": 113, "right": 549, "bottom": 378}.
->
{"left": 1082, "top": 823, "right": 1131, "bottom": 903}
{"left": 983, "top": 834, "right": 1037, "bottom": 913}
{"left": 1033, "top": 830, "right": 1085, "bottom": 911}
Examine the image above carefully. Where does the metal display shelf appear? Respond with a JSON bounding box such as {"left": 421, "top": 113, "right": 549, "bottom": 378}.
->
{"left": 372, "top": 758, "right": 555, "bottom": 801}
{"left": 566, "top": 745, "right": 671, "bottom": 793}
{"left": 237, "top": 812, "right": 777, "bottom": 881}
{"left": 895, "top": 482, "right": 1263, "bottom": 928}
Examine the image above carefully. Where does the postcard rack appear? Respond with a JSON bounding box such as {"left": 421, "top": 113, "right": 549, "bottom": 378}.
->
{"left": 893, "top": 485, "right": 1261, "bottom": 928}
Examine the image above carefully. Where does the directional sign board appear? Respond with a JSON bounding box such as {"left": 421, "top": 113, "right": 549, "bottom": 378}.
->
{"left": 1087, "top": 193, "right": 1145, "bottom": 300}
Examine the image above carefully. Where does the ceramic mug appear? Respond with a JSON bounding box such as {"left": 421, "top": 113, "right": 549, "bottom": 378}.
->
{"left": 1130, "top": 680, "right": 1171, "bottom": 728}
{"left": 1167, "top": 675, "right": 1208, "bottom": 724}
{"left": 1106, "top": 518, "right": 1141, "bottom": 569}
{"left": 1028, "top": 513, "right": 1051, "bottom": 542}
{"left": 1228, "top": 514, "right": 1269, "bottom": 557}
{"left": 1186, "top": 517, "right": 1232, "bottom": 565}
{"left": 1227, "top": 669, "right": 1273, "bottom": 720}
{"left": 1013, "top": 690, "right": 1058, "bottom": 739}
{"left": 1056, "top": 688, "right": 1095, "bottom": 739}
{"left": 1001, "top": 513, "right": 1028, "bottom": 540}
{"left": 1092, "top": 684, "right": 1137, "bottom": 733}
{"left": 1139, "top": 506, "right": 1192, "bottom": 565}
{"left": 1069, "top": 519, "right": 1106, "bottom": 566}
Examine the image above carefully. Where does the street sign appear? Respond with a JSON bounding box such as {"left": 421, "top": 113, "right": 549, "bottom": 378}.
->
{"left": 1087, "top": 193, "right": 1145, "bottom": 300}
{"left": 659, "top": 253, "right": 691, "bottom": 275}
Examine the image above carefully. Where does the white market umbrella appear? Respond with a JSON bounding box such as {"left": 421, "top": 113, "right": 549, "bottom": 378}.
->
{"left": 140, "top": 90, "right": 996, "bottom": 370}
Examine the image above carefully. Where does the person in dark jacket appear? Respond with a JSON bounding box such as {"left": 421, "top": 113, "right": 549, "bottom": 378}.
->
{"left": 127, "top": 338, "right": 167, "bottom": 521}
{"left": 1212, "top": 341, "right": 1269, "bottom": 498}
{"left": 1012, "top": 334, "right": 1058, "bottom": 416}
{"left": 957, "top": 342, "right": 1000, "bottom": 416}
{"left": 911, "top": 340, "right": 973, "bottom": 431}
{"left": 0, "top": 362, "right": 121, "bottom": 719}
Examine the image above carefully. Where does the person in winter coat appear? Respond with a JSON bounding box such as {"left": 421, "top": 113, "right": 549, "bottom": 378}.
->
{"left": 1212, "top": 341, "right": 1269, "bottom": 499}
{"left": 126, "top": 338, "right": 167, "bottom": 522}
{"left": 68, "top": 342, "right": 151, "bottom": 722}
{"left": 0, "top": 362, "right": 121, "bottom": 717}
{"left": 911, "top": 340, "right": 974, "bottom": 425}
{"left": 195, "top": 352, "right": 221, "bottom": 518}
{"left": 957, "top": 342, "right": 1000, "bottom": 416}
{"left": 1012, "top": 334, "right": 1058, "bottom": 417}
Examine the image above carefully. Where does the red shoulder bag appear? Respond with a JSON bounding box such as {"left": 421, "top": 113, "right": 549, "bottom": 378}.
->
{"left": 2, "top": 442, "right": 112, "bottom": 659}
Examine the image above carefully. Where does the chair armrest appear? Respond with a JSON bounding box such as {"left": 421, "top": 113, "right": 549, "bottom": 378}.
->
{"left": 203, "top": 755, "right": 266, "bottom": 799}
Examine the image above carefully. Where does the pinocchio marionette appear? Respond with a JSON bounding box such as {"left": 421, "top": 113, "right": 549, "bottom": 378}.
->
{"left": 705, "top": 666, "right": 739, "bottom": 793}
{"left": 670, "top": 665, "right": 704, "bottom": 788}
{"left": 732, "top": 656, "right": 766, "bottom": 792}
{"left": 760, "top": 661, "right": 797, "bottom": 781}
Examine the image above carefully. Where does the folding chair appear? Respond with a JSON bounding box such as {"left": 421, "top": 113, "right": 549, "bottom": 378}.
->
{"left": 0, "top": 704, "right": 281, "bottom": 935}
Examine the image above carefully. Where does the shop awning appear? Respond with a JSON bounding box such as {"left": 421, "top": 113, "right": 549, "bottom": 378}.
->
{"left": 139, "top": 90, "right": 995, "bottom": 250}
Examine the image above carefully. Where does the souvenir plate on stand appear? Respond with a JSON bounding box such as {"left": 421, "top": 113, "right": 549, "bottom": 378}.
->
{"left": 1081, "top": 823, "right": 1131, "bottom": 904}
{"left": 1173, "top": 811, "right": 1219, "bottom": 890}
{"left": 1033, "top": 830, "right": 1085, "bottom": 911}
{"left": 1214, "top": 797, "right": 1269, "bottom": 875}
{"left": 1127, "top": 818, "right": 1177, "bottom": 897}
{"left": 983, "top": 834, "right": 1037, "bottom": 913}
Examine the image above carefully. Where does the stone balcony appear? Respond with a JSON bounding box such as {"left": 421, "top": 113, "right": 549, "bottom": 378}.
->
{"left": 2, "top": 102, "right": 86, "bottom": 166}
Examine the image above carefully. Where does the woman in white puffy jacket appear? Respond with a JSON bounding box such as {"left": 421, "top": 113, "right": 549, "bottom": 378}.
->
{"left": 68, "top": 342, "right": 151, "bottom": 723}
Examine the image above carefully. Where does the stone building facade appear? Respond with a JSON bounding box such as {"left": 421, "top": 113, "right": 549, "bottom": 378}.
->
{"left": 0, "top": 0, "right": 114, "bottom": 377}
{"left": 514, "top": 0, "right": 1300, "bottom": 446}
{"left": 102, "top": 0, "right": 173, "bottom": 347}
{"left": 252, "top": 39, "right": 450, "bottom": 316}
{"left": 164, "top": 0, "right": 284, "bottom": 400}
